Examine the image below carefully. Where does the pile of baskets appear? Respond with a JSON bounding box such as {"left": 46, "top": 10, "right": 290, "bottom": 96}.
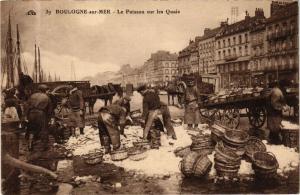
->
{"left": 244, "top": 136, "right": 266, "bottom": 162}
{"left": 222, "top": 130, "right": 249, "bottom": 157}
{"left": 127, "top": 147, "right": 148, "bottom": 161}
{"left": 190, "top": 134, "right": 214, "bottom": 155}
{"left": 214, "top": 141, "right": 242, "bottom": 178}
{"left": 252, "top": 151, "right": 279, "bottom": 179}
{"left": 180, "top": 151, "right": 212, "bottom": 178}
{"left": 82, "top": 150, "right": 104, "bottom": 165}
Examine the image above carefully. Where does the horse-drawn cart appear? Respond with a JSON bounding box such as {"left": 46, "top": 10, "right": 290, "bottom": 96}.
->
{"left": 199, "top": 89, "right": 298, "bottom": 129}
{"left": 31, "top": 81, "right": 122, "bottom": 117}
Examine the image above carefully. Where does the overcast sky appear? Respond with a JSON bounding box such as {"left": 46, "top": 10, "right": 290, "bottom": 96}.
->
{"left": 1, "top": 0, "right": 273, "bottom": 80}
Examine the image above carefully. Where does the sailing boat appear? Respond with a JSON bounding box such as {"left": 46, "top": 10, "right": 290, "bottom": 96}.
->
{"left": 1, "top": 15, "right": 29, "bottom": 90}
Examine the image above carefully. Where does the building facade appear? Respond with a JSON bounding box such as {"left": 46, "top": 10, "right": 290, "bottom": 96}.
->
{"left": 198, "top": 27, "right": 221, "bottom": 74}
{"left": 265, "top": 1, "right": 298, "bottom": 83}
{"left": 143, "top": 50, "right": 178, "bottom": 85}
{"left": 249, "top": 9, "right": 268, "bottom": 87}
{"left": 215, "top": 10, "right": 265, "bottom": 88}
{"left": 178, "top": 40, "right": 198, "bottom": 75}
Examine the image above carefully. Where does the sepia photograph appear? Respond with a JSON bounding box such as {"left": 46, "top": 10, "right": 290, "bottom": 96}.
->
{"left": 0, "top": 0, "right": 299, "bottom": 194}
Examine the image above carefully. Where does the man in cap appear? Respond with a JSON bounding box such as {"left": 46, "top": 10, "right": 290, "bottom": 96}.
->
{"left": 183, "top": 77, "right": 201, "bottom": 131}
{"left": 25, "top": 84, "right": 53, "bottom": 167}
{"left": 98, "top": 104, "right": 127, "bottom": 154}
{"left": 113, "top": 95, "right": 132, "bottom": 135}
{"left": 137, "top": 84, "right": 177, "bottom": 141}
{"left": 266, "top": 81, "right": 288, "bottom": 144}
{"left": 68, "top": 83, "right": 85, "bottom": 136}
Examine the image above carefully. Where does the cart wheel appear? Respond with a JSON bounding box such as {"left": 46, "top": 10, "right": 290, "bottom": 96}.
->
{"left": 247, "top": 107, "right": 266, "bottom": 128}
{"left": 222, "top": 108, "right": 240, "bottom": 129}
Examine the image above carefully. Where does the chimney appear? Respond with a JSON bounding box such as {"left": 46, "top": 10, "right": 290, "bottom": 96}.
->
{"left": 204, "top": 28, "right": 211, "bottom": 35}
{"left": 220, "top": 20, "right": 228, "bottom": 27}
{"left": 255, "top": 8, "right": 265, "bottom": 18}
{"left": 189, "top": 39, "right": 193, "bottom": 44}
{"left": 245, "top": 10, "right": 250, "bottom": 20}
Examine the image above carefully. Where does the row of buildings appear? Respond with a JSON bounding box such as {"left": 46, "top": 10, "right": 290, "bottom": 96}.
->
{"left": 122, "top": 1, "right": 298, "bottom": 89}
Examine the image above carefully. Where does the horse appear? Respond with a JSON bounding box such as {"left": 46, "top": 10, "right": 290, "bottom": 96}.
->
{"left": 88, "top": 83, "right": 123, "bottom": 114}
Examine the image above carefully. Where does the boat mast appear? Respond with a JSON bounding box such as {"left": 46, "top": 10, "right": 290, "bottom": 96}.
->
{"left": 33, "top": 44, "right": 37, "bottom": 82}
{"left": 16, "top": 24, "right": 22, "bottom": 79}
{"left": 6, "top": 14, "right": 14, "bottom": 88}
{"left": 38, "top": 46, "right": 41, "bottom": 82}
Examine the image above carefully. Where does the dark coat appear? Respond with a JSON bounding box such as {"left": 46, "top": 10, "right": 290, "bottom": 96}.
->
{"left": 142, "top": 89, "right": 161, "bottom": 119}
{"left": 69, "top": 88, "right": 84, "bottom": 111}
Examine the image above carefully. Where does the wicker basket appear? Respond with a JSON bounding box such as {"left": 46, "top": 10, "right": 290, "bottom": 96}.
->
{"left": 83, "top": 152, "right": 104, "bottom": 165}
{"left": 214, "top": 154, "right": 241, "bottom": 166}
{"left": 193, "top": 155, "right": 212, "bottom": 177}
{"left": 214, "top": 161, "right": 240, "bottom": 170}
{"left": 133, "top": 141, "right": 151, "bottom": 150}
{"left": 174, "top": 146, "right": 191, "bottom": 157}
{"left": 281, "top": 128, "right": 299, "bottom": 149}
{"left": 111, "top": 149, "right": 128, "bottom": 161}
{"left": 128, "top": 149, "right": 148, "bottom": 161}
{"left": 245, "top": 137, "right": 266, "bottom": 160}
{"left": 252, "top": 152, "right": 279, "bottom": 170}
{"left": 224, "top": 130, "right": 249, "bottom": 145}
{"left": 215, "top": 142, "right": 241, "bottom": 162}
{"left": 222, "top": 141, "right": 245, "bottom": 157}
{"left": 214, "top": 165, "right": 239, "bottom": 178}
{"left": 180, "top": 151, "right": 203, "bottom": 177}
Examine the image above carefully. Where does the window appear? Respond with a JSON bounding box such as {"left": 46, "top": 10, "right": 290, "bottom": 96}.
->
{"left": 233, "top": 37, "right": 236, "bottom": 45}
{"left": 228, "top": 49, "right": 231, "bottom": 56}
{"left": 245, "top": 45, "right": 248, "bottom": 55}
{"left": 165, "top": 69, "right": 169, "bottom": 74}
{"left": 218, "top": 41, "right": 221, "bottom": 49}
{"left": 223, "top": 50, "right": 226, "bottom": 58}
{"left": 239, "top": 47, "right": 242, "bottom": 56}
{"left": 239, "top": 35, "right": 242, "bottom": 44}
{"left": 290, "top": 21, "right": 295, "bottom": 33}
{"left": 165, "top": 63, "right": 169, "bottom": 67}
{"left": 165, "top": 76, "right": 169, "bottom": 81}
{"left": 233, "top": 48, "right": 236, "bottom": 55}
{"left": 228, "top": 38, "right": 231, "bottom": 46}
{"left": 218, "top": 51, "right": 221, "bottom": 60}
{"left": 223, "top": 40, "right": 226, "bottom": 47}
{"left": 245, "top": 33, "right": 248, "bottom": 43}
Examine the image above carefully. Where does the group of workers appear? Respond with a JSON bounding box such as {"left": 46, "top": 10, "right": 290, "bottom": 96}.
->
{"left": 1, "top": 77, "right": 291, "bottom": 168}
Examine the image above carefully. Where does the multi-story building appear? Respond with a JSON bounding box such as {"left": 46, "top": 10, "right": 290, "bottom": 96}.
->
{"left": 265, "top": 1, "right": 298, "bottom": 83}
{"left": 198, "top": 27, "right": 221, "bottom": 74}
{"left": 215, "top": 10, "right": 265, "bottom": 88}
{"left": 143, "top": 50, "right": 178, "bottom": 85}
{"left": 249, "top": 8, "right": 267, "bottom": 86}
{"left": 178, "top": 39, "right": 199, "bottom": 75}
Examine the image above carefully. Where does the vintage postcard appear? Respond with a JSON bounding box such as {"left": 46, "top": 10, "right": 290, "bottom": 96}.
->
{"left": 1, "top": 0, "right": 299, "bottom": 194}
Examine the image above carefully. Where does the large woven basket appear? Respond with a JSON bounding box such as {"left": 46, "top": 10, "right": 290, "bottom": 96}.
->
{"left": 133, "top": 141, "right": 151, "bottom": 150}
{"left": 222, "top": 141, "right": 245, "bottom": 157}
{"left": 214, "top": 160, "right": 240, "bottom": 171}
{"left": 224, "top": 130, "right": 249, "bottom": 145}
{"left": 82, "top": 151, "right": 104, "bottom": 165}
{"left": 180, "top": 151, "right": 203, "bottom": 177}
{"left": 245, "top": 137, "right": 266, "bottom": 160}
{"left": 281, "top": 128, "right": 299, "bottom": 149}
{"left": 192, "top": 155, "right": 212, "bottom": 177}
{"left": 214, "top": 165, "right": 239, "bottom": 178}
{"left": 215, "top": 142, "right": 241, "bottom": 162}
{"left": 111, "top": 149, "right": 128, "bottom": 161}
{"left": 252, "top": 152, "right": 279, "bottom": 170}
